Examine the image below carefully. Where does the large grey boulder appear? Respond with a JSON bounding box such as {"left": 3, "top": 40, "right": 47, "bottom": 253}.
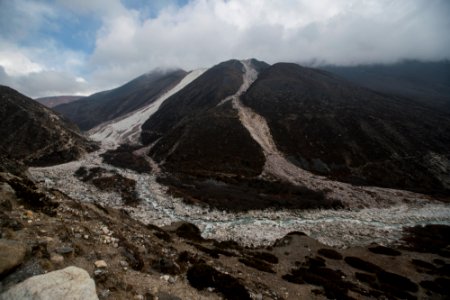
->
{"left": 0, "top": 240, "right": 26, "bottom": 276}
{"left": 0, "top": 266, "right": 98, "bottom": 300}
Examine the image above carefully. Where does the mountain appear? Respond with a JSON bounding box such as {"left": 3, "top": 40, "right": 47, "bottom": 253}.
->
{"left": 0, "top": 85, "right": 97, "bottom": 169}
{"left": 54, "top": 69, "right": 187, "bottom": 131}
{"left": 142, "top": 59, "right": 270, "bottom": 177}
{"left": 241, "top": 63, "right": 450, "bottom": 193}
{"left": 140, "top": 60, "right": 449, "bottom": 195}
{"left": 321, "top": 60, "right": 450, "bottom": 112}
{"left": 35, "top": 95, "right": 84, "bottom": 108}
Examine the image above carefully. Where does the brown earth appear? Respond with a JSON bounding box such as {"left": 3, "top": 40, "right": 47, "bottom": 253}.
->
{"left": 1, "top": 172, "right": 449, "bottom": 300}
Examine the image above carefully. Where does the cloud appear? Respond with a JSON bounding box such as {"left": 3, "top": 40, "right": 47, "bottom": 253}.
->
{"left": 0, "top": 38, "right": 94, "bottom": 97}
{"left": 87, "top": 0, "right": 450, "bottom": 85}
{"left": 0, "top": 0, "right": 57, "bottom": 42}
{"left": 1, "top": 0, "right": 449, "bottom": 97}
{"left": 0, "top": 65, "right": 93, "bottom": 98}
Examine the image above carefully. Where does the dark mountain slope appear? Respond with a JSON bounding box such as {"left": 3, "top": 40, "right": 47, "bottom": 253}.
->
{"left": 141, "top": 60, "right": 247, "bottom": 145}
{"left": 0, "top": 85, "right": 97, "bottom": 168}
{"left": 144, "top": 60, "right": 333, "bottom": 211}
{"left": 149, "top": 101, "right": 265, "bottom": 178}
{"left": 54, "top": 69, "right": 187, "bottom": 131}
{"left": 35, "top": 95, "right": 84, "bottom": 108}
{"left": 242, "top": 63, "right": 450, "bottom": 193}
{"left": 143, "top": 60, "right": 267, "bottom": 177}
{"left": 322, "top": 60, "right": 450, "bottom": 112}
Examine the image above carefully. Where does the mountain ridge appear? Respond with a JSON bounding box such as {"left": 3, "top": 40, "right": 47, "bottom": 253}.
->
{"left": 54, "top": 69, "right": 188, "bottom": 131}
{"left": 0, "top": 85, "right": 98, "bottom": 170}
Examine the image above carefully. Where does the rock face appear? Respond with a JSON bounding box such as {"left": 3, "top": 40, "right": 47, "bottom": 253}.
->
{"left": 54, "top": 69, "right": 187, "bottom": 131}
{"left": 0, "top": 86, "right": 98, "bottom": 167}
{"left": 0, "top": 240, "right": 26, "bottom": 276}
{"left": 241, "top": 63, "right": 450, "bottom": 193}
{"left": 0, "top": 266, "right": 98, "bottom": 300}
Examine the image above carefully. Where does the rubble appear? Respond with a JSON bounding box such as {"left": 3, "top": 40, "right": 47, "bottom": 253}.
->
{"left": 28, "top": 143, "right": 450, "bottom": 248}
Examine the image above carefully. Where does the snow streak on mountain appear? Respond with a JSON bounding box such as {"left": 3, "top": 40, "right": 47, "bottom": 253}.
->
{"left": 89, "top": 69, "right": 206, "bottom": 147}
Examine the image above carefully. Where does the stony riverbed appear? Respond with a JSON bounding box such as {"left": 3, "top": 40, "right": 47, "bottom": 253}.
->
{"left": 29, "top": 144, "right": 450, "bottom": 249}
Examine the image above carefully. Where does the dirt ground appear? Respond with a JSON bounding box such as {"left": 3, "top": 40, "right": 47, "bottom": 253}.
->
{"left": 1, "top": 172, "right": 449, "bottom": 299}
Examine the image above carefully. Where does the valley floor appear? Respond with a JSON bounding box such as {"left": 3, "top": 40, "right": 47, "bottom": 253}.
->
{"left": 28, "top": 141, "right": 450, "bottom": 248}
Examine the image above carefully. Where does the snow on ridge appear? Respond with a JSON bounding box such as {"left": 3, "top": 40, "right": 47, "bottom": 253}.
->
{"left": 89, "top": 68, "right": 207, "bottom": 148}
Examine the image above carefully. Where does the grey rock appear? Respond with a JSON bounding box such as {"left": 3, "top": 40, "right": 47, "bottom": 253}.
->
{"left": 0, "top": 259, "right": 45, "bottom": 291}
{"left": 56, "top": 246, "right": 74, "bottom": 254}
{"left": 0, "top": 182, "right": 15, "bottom": 211}
{"left": 0, "top": 266, "right": 98, "bottom": 300}
{"left": 0, "top": 240, "right": 26, "bottom": 276}
{"left": 156, "top": 292, "right": 182, "bottom": 300}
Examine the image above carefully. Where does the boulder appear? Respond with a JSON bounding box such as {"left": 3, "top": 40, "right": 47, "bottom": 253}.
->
{"left": 0, "top": 182, "right": 16, "bottom": 211}
{"left": 0, "top": 239, "right": 26, "bottom": 276}
{"left": 0, "top": 266, "right": 98, "bottom": 300}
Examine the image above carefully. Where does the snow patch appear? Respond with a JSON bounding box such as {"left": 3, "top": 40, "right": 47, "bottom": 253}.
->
{"left": 89, "top": 69, "right": 207, "bottom": 148}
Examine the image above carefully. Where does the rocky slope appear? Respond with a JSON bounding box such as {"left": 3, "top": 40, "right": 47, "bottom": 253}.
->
{"left": 0, "top": 86, "right": 97, "bottom": 169}
{"left": 241, "top": 63, "right": 450, "bottom": 194}
{"left": 0, "top": 172, "right": 449, "bottom": 299}
{"left": 135, "top": 59, "right": 449, "bottom": 212}
{"left": 54, "top": 69, "right": 187, "bottom": 131}
{"left": 89, "top": 69, "right": 207, "bottom": 147}
{"left": 141, "top": 59, "right": 269, "bottom": 178}
{"left": 35, "top": 96, "right": 84, "bottom": 108}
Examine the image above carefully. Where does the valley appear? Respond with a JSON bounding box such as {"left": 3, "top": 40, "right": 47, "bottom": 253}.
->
{"left": 1, "top": 1, "right": 450, "bottom": 298}
{"left": 1, "top": 58, "right": 449, "bottom": 300}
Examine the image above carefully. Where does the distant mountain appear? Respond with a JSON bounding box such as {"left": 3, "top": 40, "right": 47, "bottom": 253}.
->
{"left": 54, "top": 69, "right": 187, "bottom": 131}
{"left": 321, "top": 60, "right": 450, "bottom": 112}
{"left": 35, "top": 95, "right": 84, "bottom": 108}
{"left": 0, "top": 85, "right": 97, "bottom": 170}
{"left": 139, "top": 60, "right": 449, "bottom": 195}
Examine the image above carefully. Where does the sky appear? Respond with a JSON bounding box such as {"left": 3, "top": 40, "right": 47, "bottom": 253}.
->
{"left": 0, "top": 0, "right": 449, "bottom": 98}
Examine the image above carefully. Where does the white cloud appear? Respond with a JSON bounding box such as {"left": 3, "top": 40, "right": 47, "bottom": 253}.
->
{"left": 0, "top": 50, "right": 43, "bottom": 76}
{"left": 87, "top": 0, "right": 450, "bottom": 88}
{"left": 1, "top": 0, "right": 449, "bottom": 97}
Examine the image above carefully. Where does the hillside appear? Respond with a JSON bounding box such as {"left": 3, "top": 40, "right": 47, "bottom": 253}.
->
{"left": 322, "top": 60, "right": 450, "bottom": 113}
{"left": 54, "top": 69, "right": 187, "bottom": 131}
{"left": 35, "top": 95, "right": 84, "bottom": 108}
{"left": 242, "top": 63, "right": 450, "bottom": 194}
{"left": 0, "top": 85, "right": 97, "bottom": 168}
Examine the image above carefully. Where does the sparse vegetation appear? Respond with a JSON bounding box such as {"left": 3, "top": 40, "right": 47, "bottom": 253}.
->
{"left": 344, "top": 256, "right": 383, "bottom": 273}
{"left": 100, "top": 144, "right": 151, "bottom": 173}
{"left": 158, "top": 174, "right": 341, "bottom": 211}
{"left": 74, "top": 166, "right": 140, "bottom": 206}
{"left": 238, "top": 257, "right": 275, "bottom": 273}
{"left": 317, "top": 248, "right": 343, "bottom": 260}
{"left": 187, "top": 263, "right": 251, "bottom": 300}
{"left": 368, "top": 245, "right": 401, "bottom": 256}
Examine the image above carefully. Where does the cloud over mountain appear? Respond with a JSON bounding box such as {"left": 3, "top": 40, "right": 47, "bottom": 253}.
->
{"left": 1, "top": 0, "right": 449, "bottom": 97}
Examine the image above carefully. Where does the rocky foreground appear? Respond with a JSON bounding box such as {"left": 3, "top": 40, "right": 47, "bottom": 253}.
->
{"left": 1, "top": 172, "right": 449, "bottom": 300}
